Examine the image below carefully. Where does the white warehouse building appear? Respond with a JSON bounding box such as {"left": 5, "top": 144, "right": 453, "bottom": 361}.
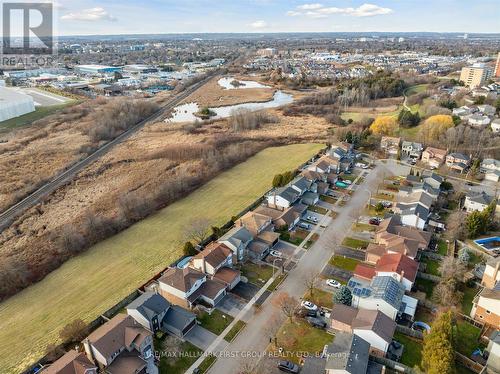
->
{"left": 0, "top": 87, "right": 35, "bottom": 122}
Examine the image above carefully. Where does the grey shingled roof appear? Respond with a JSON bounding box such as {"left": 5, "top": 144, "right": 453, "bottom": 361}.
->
{"left": 467, "top": 191, "right": 494, "bottom": 206}
{"left": 127, "top": 292, "right": 170, "bottom": 321}
{"left": 163, "top": 305, "right": 196, "bottom": 331}
{"left": 325, "top": 332, "right": 370, "bottom": 373}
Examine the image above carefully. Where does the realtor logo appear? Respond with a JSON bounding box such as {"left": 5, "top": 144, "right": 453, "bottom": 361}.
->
{"left": 2, "top": 2, "right": 54, "bottom": 55}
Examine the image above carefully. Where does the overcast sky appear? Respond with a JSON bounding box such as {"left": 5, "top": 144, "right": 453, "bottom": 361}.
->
{"left": 9, "top": 0, "right": 500, "bottom": 36}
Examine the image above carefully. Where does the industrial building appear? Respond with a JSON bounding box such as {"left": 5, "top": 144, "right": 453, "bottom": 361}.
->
{"left": 75, "top": 64, "right": 123, "bottom": 75}
{"left": 0, "top": 87, "right": 35, "bottom": 122}
{"left": 122, "top": 64, "right": 158, "bottom": 74}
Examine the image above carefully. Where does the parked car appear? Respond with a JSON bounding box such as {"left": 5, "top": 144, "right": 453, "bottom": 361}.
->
{"left": 301, "top": 300, "right": 318, "bottom": 311}
{"left": 382, "top": 201, "right": 392, "bottom": 208}
{"left": 369, "top": 217, "right": 381, "bottom": 225}
{"left": 270, "top": 250, "right": 282, "bottom": 258}
{"left": 298, "top": 222, "right": 310, "bottom": 230}
{"left": 344, "top": 170, "right": 352, "bottom": 174}
{"left": 326, "top": 279, "right": 341, "bottom": 288}
{"left": 277, "top": 360, "right": 299, "bottom": 373}
{"left": 306, "top": 316, "right": 327, "bottom": 329}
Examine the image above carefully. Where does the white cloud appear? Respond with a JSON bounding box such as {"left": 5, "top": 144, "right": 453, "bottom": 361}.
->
{"left": 250, "top": 20, "right": 267, "bottom": 29}
{"left": 287, "top": 3, "right": 393, "bottom": 18}
{"left": 61, "top": 7, "right": 117, "bottom": 22}
{"left": 297, "top": 3, "right": 323, "bottom": 10}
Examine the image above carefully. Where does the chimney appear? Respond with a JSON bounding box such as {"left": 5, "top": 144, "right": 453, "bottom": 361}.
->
{"left": 83, "top": 339, "right": 95, "bottom": 364}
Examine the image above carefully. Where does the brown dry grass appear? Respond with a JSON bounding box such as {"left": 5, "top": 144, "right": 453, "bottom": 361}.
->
{"left": 180, "top": 76, "right": 276, "bottom": 107}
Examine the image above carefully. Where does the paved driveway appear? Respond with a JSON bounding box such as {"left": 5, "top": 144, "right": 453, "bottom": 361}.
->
{"left": 335, "top": 246, "right": 366, "bottom": 261}
{"left": 216, "top": 293, "right": 247, "bottom": 318}
{"left": 322, "top": 263, "right": 353, "bottom": 283}
{"left": 184, "top": 325, "right": 219, "bottom": 350}
{"left": 231, "top": 281, "right": 261, "bottom": 301}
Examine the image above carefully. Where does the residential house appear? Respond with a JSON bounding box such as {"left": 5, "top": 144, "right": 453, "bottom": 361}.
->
{"left": 302, "top": 332, "right": 377, "bottom": 374}
{"left": 290, "top": 176, "right": 315, "bottom": 195}
{"left": 83, "top": 314, "right": 157, "bottom": 374}
{"left": 482, "top": 258, "right": 500, "bottom": 289}
{"left": 395, "top": 202, "right": 429, "bottom": 230}
{"left": 158, "top": 267, "right": 226, "bottom": 308}
{"left": 254, "top": 204, "right": 307, "bottom": 231}
{"left": 301, "top": 191, "right": 320, "bottom": 205}
{"left": 348, "top": 275, "right": 418, "bottom": 321}
{"left": 423, "top": 173, "right": 443, "bottom": 191}
{"left": 468, "top": 114, "right": 491, "bottom": 127}
{"left": 464, "top": 191, "right": 494, "bottom": 213}
{"left": 301, "top": 169, "right": 325, "bottom": 183}
{"left": 396, "top": 190, "right": 435, "bottom": 210}
{"left": 471, "top": 283, "right": 500, "bottom": 329}
{"left": 421, "top": 147, "right": 447, "bottom": 169}
{"left": 446, "top": 152, "right": 471, "bottom": 173}
{"left": 126, "top": 292, "right": 196, "bottom": 338}
{"left": 308, "top": 155, "right": 341, "bottom": 174}
{"left": 401, "top": 141, "right": 423, "bottom": 159}
{"left": 191, "top": 242, "right": 241, "bottom": 289}
{"left": 375, "top": 216, "right": 432, "bottom": 251}
{"left": 330, "top": 304, "right": 396, "bottom": 356}
{"left": 356, "top": 253, "right": 418, "bottom": 291}
{"left": 40, "top": 350, "right": 97, "bottom": 374}
{"left": 477, "top": 104, "right": 497, "bottom": 116}
{"left": 485, "top": 170, "right": 500, "bottom": 183}
{"left": 484, "top": 330, "right": 500, "bottom": 374}
{"left": 218, "top": 226, "right": 253, "bottom": 262}
{"left": 235, "top": 211, "right": 273, "bottom": 236}
{"left": 266, "top": 186, "right": 299, "bottom": 210}
{"left": 453, "top": 106, "right": 475, "bottom": 119}
{"left": 380, "top": 136, "right": 401, "bottom": 156}
{"left": 481, "top": 159, "right": 500, "bottom": 174}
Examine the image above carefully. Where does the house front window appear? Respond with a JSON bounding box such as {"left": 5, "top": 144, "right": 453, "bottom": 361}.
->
{"left": 143, "top": 345, "right": 152, "bottom": 359}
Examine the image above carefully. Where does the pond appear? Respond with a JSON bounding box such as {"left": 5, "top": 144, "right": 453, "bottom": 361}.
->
{"left": 217, "top": 77, "right": 269, "bottom": 89}
{"left": 165, "top": 90, "right": 294, "bottom": 123}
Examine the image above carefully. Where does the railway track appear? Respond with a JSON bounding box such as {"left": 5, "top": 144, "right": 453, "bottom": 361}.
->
{"left": 0, "top": 73, "right": 215, "bottom": 231}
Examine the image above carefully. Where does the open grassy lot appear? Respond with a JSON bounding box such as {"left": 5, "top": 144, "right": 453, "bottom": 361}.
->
{"left": 342, "top": 237, "right": 370, "bottom": 249}
{"left": 0, "top": 143, "right": 323, "bottom": 373}
{"left": 394, "top": 332, "right": 422, "bottom": 369}
{"left": 198, "top": 309, "right": 234, "bottom": 336}
{"left": 0, "top": 102, "right": 77, "bottom": 132}
{"left": 329, "top": 255, "right": 361, "bottom": 272}
{"left": 273, "top": 319, "right": 333, "bottom": 364}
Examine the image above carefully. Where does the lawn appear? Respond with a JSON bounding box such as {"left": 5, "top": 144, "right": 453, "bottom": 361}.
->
{"left": 304, "top": 288, "right": 333, "bottom": 309}
{"left": 394, "top": 332, "right": 423, "bottom": 369}
{"left": 308, "top": 205, "right": 329, "bottom": 215}
{"left": 351, "top": 223, "right": 376, "bottom": 233}
{"left": 342, "top": 237, "right": 370, "bottom": 249}
{"left": 240, "top": 261, "right": 274, "bottom": 285}
{"left": 274, "top": 319, "right": 333, "bottom": 364}
{"left": 422, "top": 258, "right": 441, "bottom": 276}
{"left": 454, "top": 320, "right": 483, "bottom": 356}
{"left": 224, "top": 320, "right": 246, "bottom": 342}
{"left": 329, "top": 255, "right": 361, "bottom": 272}
{"left": 461, "top": 286, "right": 478, "bottom": 315}
{"left": 267, "top": 273, "right": 288, "bottom": 291}
{"left": 0, "top": 101, "right": 77, "bottom": 132}
{"left": 197, "top": 354, "right": 217, "bottom": 373}
{"left": 156, "top": 339, "right": 202, "bottom": 374}
{"left": 0, "top": 143, "right": 324, "bottom": 373}
{"left": 437, "top": 239, "right": 449, "bottom": 256}
{"left": 415, "top": 278, "right": 436, "bottom": 299}
{"left": 198, "top": 309, "right": 234, "bottom": 336}
{"left": 320, "top": 195, "right": 337, "bottom": 204}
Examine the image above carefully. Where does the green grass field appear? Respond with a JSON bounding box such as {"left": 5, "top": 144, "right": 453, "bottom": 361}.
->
{"left": 0, "top": 143, "right": 323, "bottom": 373}
{"left": 329, "top": 255, "right": 361, "bottom": 271}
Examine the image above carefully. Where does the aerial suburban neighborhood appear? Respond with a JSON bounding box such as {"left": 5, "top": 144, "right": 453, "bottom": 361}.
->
{"left": 0, "top": 2, "right": 499, "bottom": 374}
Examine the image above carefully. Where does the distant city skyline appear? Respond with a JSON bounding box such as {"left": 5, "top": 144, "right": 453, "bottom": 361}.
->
{"left": 7, "top": 0, "right": 500, "bottom": 36}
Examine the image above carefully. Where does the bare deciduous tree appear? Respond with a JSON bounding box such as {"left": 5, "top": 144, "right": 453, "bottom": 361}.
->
{"left": 183, "top": 217, "right": 211, "bottom": 244}
{"left": 273, "top": 292, "right": 299, "bottom": 322}
{"left": 304, "top": 272, "right": 320, "bottom": 298}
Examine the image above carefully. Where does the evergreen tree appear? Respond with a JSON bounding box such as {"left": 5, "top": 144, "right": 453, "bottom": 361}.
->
{"left": 332, "top": 286, "right": 352, "bottom": 306}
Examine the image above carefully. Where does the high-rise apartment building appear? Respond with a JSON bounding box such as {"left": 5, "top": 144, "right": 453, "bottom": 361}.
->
{"left": 495, "top": 52, "right": 500, "bottom": 78}
{"left": 460, "top": 63, "right": 494, "bottom": 88}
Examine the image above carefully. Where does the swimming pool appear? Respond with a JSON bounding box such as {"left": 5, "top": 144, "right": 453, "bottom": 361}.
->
{"left": 176, "top": 256, "right": 193, "bottom": 269}
{"left": 335, "top": 181, "right": 349, "bottom": 189}
{"left": 474, "top": 237, "right": 500, "bottom": 251}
